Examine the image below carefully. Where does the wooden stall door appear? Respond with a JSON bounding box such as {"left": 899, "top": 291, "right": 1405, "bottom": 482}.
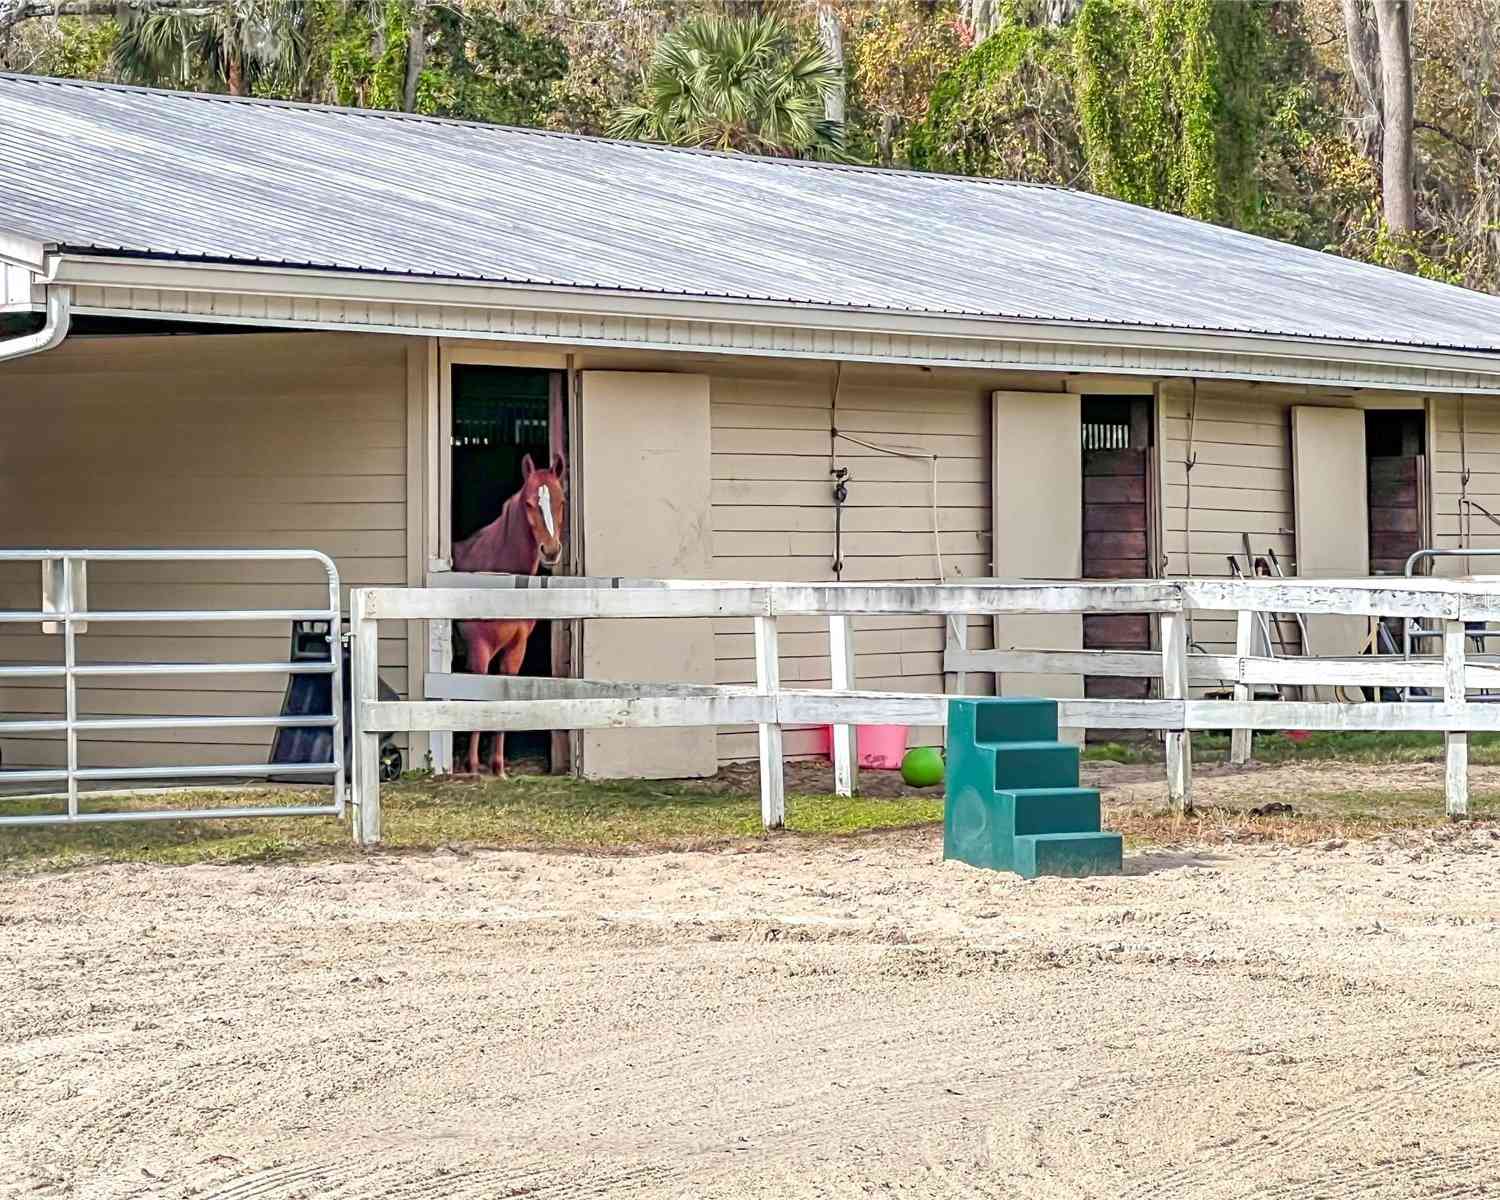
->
{"left": 1366, "top": 410, "right": 1427, "bottom": 576}
{"left": 1081, "top": 398, "right": 1153, "bottom": 702}
{"left": 991, "top": 391, "right": 1083, "bottom": 738}
{"left": 1292, "top": 406, "right": 1369, "bottom": 698}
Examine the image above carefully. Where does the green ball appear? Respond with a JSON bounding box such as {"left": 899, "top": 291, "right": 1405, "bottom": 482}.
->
{"left": 901, "top": 745, "right": 945, "bottom": 788}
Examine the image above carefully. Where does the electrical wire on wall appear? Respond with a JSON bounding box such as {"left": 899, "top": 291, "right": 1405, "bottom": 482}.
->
{"left": 829, "top": 363, "right": 849, "bottom": 579}
{"left": 828, "top": 364, "right": 956, "bottom": 641}
{"left": 1181, "top": 380, "right": 1201, "bottom": 647}
{"left": 1460, "top": 393, "right": 1474, "bottom": 573}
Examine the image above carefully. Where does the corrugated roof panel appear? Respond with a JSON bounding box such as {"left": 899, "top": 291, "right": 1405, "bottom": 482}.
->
{"left": 4, "top": 72, "right": 1500, "bottom": 352}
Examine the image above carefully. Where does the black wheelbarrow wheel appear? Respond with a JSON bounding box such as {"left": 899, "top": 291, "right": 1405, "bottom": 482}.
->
{"left": 380, "top": 743, "right": 403, "bottom": 783}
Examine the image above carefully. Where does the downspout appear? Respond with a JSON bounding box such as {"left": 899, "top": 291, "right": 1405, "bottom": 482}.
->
{"left": 0, "top": 285, "right": 71, "bottom": 363}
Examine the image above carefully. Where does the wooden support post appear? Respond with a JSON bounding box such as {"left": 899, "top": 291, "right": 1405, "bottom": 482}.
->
{"left": 1230, "top": 608, "right": 1254, "bottom": 766}
{"left": 427, "top": 618, "right": 454, "bottom": 774}
{"left": 754, "top": 615, "right": 785, "bottom": 829}
{"left": 352, "top": 597, "right": 383, "bottom": 845}
{"left": 1161, "top": 609, "right": 1192, "bottom": 812}
{"left": 1443, "top": 618, "right": 1469, "bottom": 819}
{"left": 829, "top": 614, "right": 858, "bottom": 798}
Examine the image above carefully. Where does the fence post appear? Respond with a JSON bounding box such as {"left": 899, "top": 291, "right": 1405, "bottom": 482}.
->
{"left": 828, "top": 614, "right": 858, "bottom": 798}
{"left": 1230, "top": 608, "right": 1254, "bottom": 766}
{"left": 1161, "top": 609, "right": 1192, "bottom": 813}
{"left": 755, "top": 614, "right": 785, "bottom": 829}
{"left": 427, "top": 619, "right": 454, "bottom": 774}
{"left": 351, "top": 592, "right": 383, "bottom": 845}
{"left": 1443, "top": 618, "right": 1469, "bottom": 819}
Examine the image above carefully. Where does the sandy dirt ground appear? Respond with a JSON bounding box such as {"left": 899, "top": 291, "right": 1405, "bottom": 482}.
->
{"left": 5, "top": 826, "right": 1500, "bottom": 1199}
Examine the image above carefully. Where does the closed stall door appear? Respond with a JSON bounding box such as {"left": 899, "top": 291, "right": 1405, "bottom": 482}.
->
{"left": 1081, "top": 397, "right": 1153, "bottom": 702}
{"left": 1365, "top": 409, "right": 1426, "bottom": 576}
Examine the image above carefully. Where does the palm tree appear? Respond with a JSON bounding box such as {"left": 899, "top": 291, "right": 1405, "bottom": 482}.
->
{"left": 112, "top": 0, "right": 306, "bottom": 97}
{"left": 609, "top": 12, "right": 850, "bottom": 160}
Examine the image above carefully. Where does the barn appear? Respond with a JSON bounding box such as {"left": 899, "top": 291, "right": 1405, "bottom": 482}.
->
{"left": 6, "top": 72, "right": 1500, "bottom": 786}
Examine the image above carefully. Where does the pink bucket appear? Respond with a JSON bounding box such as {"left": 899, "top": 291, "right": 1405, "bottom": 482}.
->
{"left": 817, "top": 723, "right": 910, "bottom": 770}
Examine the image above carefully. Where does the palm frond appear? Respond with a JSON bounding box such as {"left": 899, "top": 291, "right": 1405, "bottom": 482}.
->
{"left": 611, "top": 9, "right": 858, "bottom": 162}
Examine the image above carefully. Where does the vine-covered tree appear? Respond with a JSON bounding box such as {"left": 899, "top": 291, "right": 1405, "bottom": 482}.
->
{"left": 907, "top": 6, "right": 1078, "bottom": 182}
{"left": 609, "top": 12, "right": 849, "bottom": 159}
{"left": 1074, "top": 0, "right": 1266, "bottom": 225}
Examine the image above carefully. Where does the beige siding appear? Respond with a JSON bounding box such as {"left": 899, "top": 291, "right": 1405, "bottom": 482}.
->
{"left": 1160, "top": 380, "right": 1298, "bottom": 659}
{"left": 0, "top": 331, "right": 409, "bottom": 774}
{"left": 707, "top": 363, "right": 996, "bottom": 762}
{"left": 1428, "top": 395, "right": 1500, "bottom": 573}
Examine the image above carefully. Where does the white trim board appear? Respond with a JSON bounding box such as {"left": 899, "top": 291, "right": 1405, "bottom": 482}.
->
{"left": 32, "top": 252, "right": 1500, "bottom": 394}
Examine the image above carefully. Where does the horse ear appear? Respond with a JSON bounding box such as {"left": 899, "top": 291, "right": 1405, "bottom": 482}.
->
{"left": 551, "top": 452, "right": 567, "bottom": 481}
{"left": 520, "top": 454, "right": 536, "bottom": 479}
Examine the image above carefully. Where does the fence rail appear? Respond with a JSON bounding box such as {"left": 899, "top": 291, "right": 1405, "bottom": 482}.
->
{"left": 348, "top": 574, "right": 1497, "bottom": 845}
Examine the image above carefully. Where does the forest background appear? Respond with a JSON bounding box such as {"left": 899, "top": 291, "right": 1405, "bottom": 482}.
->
{"left": 3, "top": 0, "right": 1494, "bottom": 289}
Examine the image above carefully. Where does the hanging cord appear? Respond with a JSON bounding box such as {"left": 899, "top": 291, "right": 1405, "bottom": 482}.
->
{"left": 833, "top": 428, "right": 955, "bottom": 645}
{"left": 1182, "top": 381, "right": 1201, "bottom": 646}
{"left": 1460, "top": 393, "right": 1473, "bottom": 572}
{"left": 826, "top": 364, "right": 951, "bottom": 638}
{"left": 829, "top": 364, "right": 847, "bottom": 580}
{"left": 1460, "top": 497, "right": 1500, "bottom": 531}
{"left": 834, "top": 432, "right": 947, "bottom": 583}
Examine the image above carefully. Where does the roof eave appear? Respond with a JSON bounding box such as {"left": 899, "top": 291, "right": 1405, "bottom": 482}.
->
{"left": 47, "top": 252, "right": 1500, "bottom": 394}
{"left": 0, "top": 230, "right": 50, "bottom": 275}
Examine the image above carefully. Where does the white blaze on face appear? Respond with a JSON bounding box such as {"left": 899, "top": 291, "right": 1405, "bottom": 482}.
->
{"left": 538, "top": 485, "right": 557, "bottom": 540}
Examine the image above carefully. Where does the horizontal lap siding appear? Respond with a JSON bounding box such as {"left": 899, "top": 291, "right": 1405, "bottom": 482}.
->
{"left": 0, "top": 332, "right": 408, "bottom": 773}
{"left": 709, "top": 368, "right": 994, "bottom": 763}
{"left": 1159, "top": 382, "right": 1298, "bottom": 666}
{"left": 1429, "top": 396, "right": 1500, "bottom": 573}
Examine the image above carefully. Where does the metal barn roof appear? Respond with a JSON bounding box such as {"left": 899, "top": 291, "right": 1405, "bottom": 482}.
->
{"left": 4, "top": 71, "right": 1500, "bottom": 354}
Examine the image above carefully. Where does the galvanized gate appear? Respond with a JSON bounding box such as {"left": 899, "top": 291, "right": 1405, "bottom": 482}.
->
{"left": 0, "top": 549, "right": 344, "bottom": 828}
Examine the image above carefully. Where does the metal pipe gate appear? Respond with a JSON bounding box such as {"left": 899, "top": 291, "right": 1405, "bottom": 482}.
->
{"left": 0, "top": 549, "right": 345, "bottom": 827}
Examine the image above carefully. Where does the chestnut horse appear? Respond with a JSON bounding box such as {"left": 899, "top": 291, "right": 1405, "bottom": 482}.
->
{"left": 452, "top": 452, "right": 566, "bottom": 775}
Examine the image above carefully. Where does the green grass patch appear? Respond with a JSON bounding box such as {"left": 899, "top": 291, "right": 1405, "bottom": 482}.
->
{"left": 0, "top": 774, "right": 946, "bottom": 873}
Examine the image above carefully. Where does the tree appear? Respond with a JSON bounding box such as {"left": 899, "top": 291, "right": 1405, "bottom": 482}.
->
{"left": 963, "top": 0, "right": 1079, "bottom": 39}
{"left": 0, "top": 0, "right": 211, "bottom": 38}
{"left": 843, "top": 0, "right": 969, "bottom": 167}
{"left": 815, "top": 2, "right": 844, "bottom": 127}
{"left": 1340, "top": 0, "right": 1382, "bottom": 159}
{"left": 318, "top": 1, "right": 567, "bottom": 126}
{"left": 1074, "top": 0, "right": 1266, "bottom": 225}
{"left": 1373, "top": 0, "right": 1413, "bottom": 234}
{"left": 907, "top": 8, "right": 1078, "bottom": 181}
{"left": 111, "top": 0, "right": 306, "bottom": 95}
{"left": 609, "top": 11, "right": 849, "bottom": 158}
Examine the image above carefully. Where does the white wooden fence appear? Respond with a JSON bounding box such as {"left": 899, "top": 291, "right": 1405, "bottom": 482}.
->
{"left": 347, "top": 575, "right": 1500, "bottom": 844}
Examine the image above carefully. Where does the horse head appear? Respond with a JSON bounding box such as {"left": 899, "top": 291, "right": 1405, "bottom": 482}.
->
{"left": 519, "top": 452, "right": 567, "bottom": 569}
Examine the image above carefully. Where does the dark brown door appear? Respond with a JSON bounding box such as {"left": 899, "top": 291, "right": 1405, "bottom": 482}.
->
{"left": 1366, "top": 411, "right": 1426, "bottom": 576}
{"left": 1082, "top": 397, "right": 1153, "bottom": 702}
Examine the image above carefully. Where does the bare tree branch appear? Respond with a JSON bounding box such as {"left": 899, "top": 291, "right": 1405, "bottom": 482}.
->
{"left": 1341, "top": 0, "right": 1384, "bottom": 161}
{"left": 0, "top": 0, "right": 225, "bottom": 37}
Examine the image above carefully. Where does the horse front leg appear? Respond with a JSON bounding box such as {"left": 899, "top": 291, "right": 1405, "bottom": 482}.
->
{"left": 458, "top": 625, "right": 495, "bottom": 776}
{"left": 490, "top": 629, "right": 531, "bottom": 779}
